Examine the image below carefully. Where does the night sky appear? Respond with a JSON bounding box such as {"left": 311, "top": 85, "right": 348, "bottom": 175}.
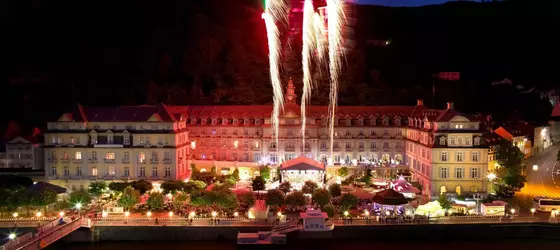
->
{"left": 356, "top": 0, "right": 482, "bottom": 6}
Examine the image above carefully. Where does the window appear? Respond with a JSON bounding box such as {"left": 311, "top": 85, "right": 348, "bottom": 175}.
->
{"left": 269, "top": 154, "right": 277, "bottom": 163}
{"left": 320, "top": 141, "right": 327, "bottom": 150}
{"left": 51, "top": 137, "right": 57, "bottom": 144}
{"left": 441, "top": 152, "right": 448, "bottom": 161}
{"left": 108, "top": 166, "right": 115, "bottom": 176}
{"left": 287, "top": 130, "right": 294, "bottom": 137}
{"left": 108, "top": 135, "right": 114, "bottom": 144}
{"left": 139, "top": 167, "right": 146, "bottom": 177}
{"left": 450, "top": 137, "right": 456, "bottom": 145}
{"left": 346, "top": 119, "right": 351, "bottom": 126}
{"left": 370, "top": 130, "right": 376, "bottom": 137}
{"left": 383, "top": 119, "right": 389, "bottom": 126}
{"left": 151, "top": 151, "right": 158, "bottom": 160}
{"left": 63, "top": 152, "right": 69, "bottom": 159}
{"left": 64, "top": 166, "right": 70, "bottom": 176}
{"left": 370, "top": 142, "right": 377, "bottom": 149}
{"left": 70, "top": 137, "right": 75, "bottom": 144}
{"left": 244, "top": 129, "right": 249, "bottom": 136}
{"left": 456, "top": 152, "right": 464, "bottom": 162}
{"left": 470, "top": 167, "right": 480, "bottom": 179}
{"left": 254, "top": 154, "right": 261, "bottom": 162}
{"left": 124, "top": 167, "right": 130, "bottom": 177}
{"left": 106, "top": 153, "right": 115, "bottom": 160}
{"left": 395, "top": 142, "right": 402, "bottom": 150}
{"left": 124, "top": 152, "right": 130, "bottom": 160}
{"left": 152, "top": 167, "right": 158, "bottom": 177}
{"left": 243, "top": 153, "right": 249, "bottom": 161}
{"left": 440, "top": 137, "right": 446, "bottom": 145}
{"left": 164, "top": 152, "right": 171, "bottom": 160}
{"left": 458, "top": 138, "right": 463, "bottom": 145}
{"left": 440, "top": 167, "right": 448, "bottom": 179}
{"left": 383, "top": 130, "right": 389, "bottom": 137}
{"left": 396, "top": 130, "right": 402, "bottom": 137}
{"left": 124, "top": 136, "right": 130, "bottom": 145}
{"left": 304, "top": 143, "right": 310, "bottom": 150}
{"left": 75, "top": 152, "right": 82, "bottom": 160}
{"left": 76, "top": 137, "right": 81, "bottom": 144}
{"left": 270, "top": 142, "right": 277, "bottom": 149}
{"left": 222, "top": 129, "right": 227, "bottom": 135}
{"left": 345, "top": 142, "right": 352, "bottom": 150}
{"left": 91, "top": 167, "right": 98, "bottom": 176}
{"left": 345, "top": 130, "right": 351, "bottom": 136}
{"left": 472, "top": 152, "right": 480, "bottom": 162}
{"left": 334, "top": 142, "right": 340, "bottom": 149}
{"left": 465, "top": 137, "right": 471, "bottom": 145}
{"left": 165, "top": 166, "right": 171, "bottom": 177}
{"left": 211, "top": 129, "right": 216, "bottom": 135}
{"left": 77, "top": 167, "right": 82, "bottom": 176}
{"left": 456, "top": 167, "right": 464, "bottom": 179}
{"left": 474, "top": 137, "right": 480, "bottom": 146}
{"left": 383, "top": 142, "right": 390, "bottom": 149}
{"left": 139, "top": 153, "right": 146, "bottom": 163}
{"left": 455, "top": 124, "right": 464, "bottom": 129}
{"left": 50, "top": 166, "right": 57, "bottom": 176}
{"left": 358, "top": 142, "right": 365, "bottom": 149}
{"left": 91, "top": 135, "right": 98, "bottom": 144}
{"left": 92, "top": 151, "right": 97, "bottom": 160}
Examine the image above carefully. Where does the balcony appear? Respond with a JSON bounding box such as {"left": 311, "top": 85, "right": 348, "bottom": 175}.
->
{"left": 103, "top": 175, "right": 116, "bottom": 180}
{"left": 138, "top": 160, "right": 147, "bottom": 164}
{"left": 268, "top": 147, "right": 277, "bottom": 151}
{"left": 88, "top": 158, "right": 98, "bottom": 163}
{"left": 88, "top": 175, "right": 98, "bottom": 180}
{"left": 320, "top": 147, "right": 328, "bottom": 152}
{"left": 345, "top": 147, "right": 353, "bottom": 151}
{"left": 285, "top": 147, "right": 296, "bottom": 152}
{"left": 104, "top": 158, "right": 116, "bottom": 164}
{"left": 163, "top": 159, "right": 172, "bottom": 164}
{"left": 72, "top": 158, "right": 83, "bottom": 164}
{"left": 150, "top": 158, "right": 159, "bottom": 164}
{"left": 148, "top": 176, "right": 160, "bottom": 180}
{"left": 48, "top": 158, "right": 58, "bottom": 163}
{"left": 60, "top": 158, "right": 70, "bottom": 163}
{"left": 358, "top": 147, "right": 365, "bottom": 152}
{"left": 333, "top": 147, "right": 341, "bottom": 152}
{"left": 122, "top": 158, "right": 131, "bottom": 164}
{"left": 71, "top": 176, "right": 83, "bottom": 180}
{"left": 60, "top": 175, "right": 70, "bottom": 180}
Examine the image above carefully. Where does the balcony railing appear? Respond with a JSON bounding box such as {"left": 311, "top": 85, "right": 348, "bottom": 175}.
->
{"left": 48, "top": 158, "right": 58, "bottom": 163}
{"left": 89, "top": 158, "right": 98, "bottom": 163}
{"left": 150, "top": 159, "right": 159, "bottom": 164}
{"left": 285, "top": 147, "right": 296, "bottom": 152}
{"left": 122, "top": 158, "right": 131, "bottom": 164}
{"left": 104, "top": 159, "right": 116, "bottom": 164}
{"left": 138, "top": 160, "right": 147, "bottom": 164}
{"left": 163, "top": 159, "right": 172, "bottom": 164}
{"left": 103, "top": 175, "right": 116, "bottom": 180}
{"left": 320, "top": 147, "right": 328, "bottom": 151}
{"left": 60, "top": 158, "right": 70, "bottom": 163}
{"left": 88, "top": 175, "right": 98, "bottom": 180}
{"left": 333, "top": 147, "right": 341, "bottom": 152}
{"left": 72, "top": 158, "right": 83, "bottom": 163}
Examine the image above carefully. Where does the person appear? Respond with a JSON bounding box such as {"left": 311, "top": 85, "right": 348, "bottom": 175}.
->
{"left": 155, "top": 218, "right": 159, "bottom": 225}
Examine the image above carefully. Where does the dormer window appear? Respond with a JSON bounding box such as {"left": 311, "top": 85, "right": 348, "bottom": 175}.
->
{"left": 395, "top": 118, "right": 401, "bottom": 126}
{"left": 191, "top": 118, "right": 197, "bottom": 124}
{"left": 383, "top": 118, "right": 389, "bottom": 126}
{"left": 321, "top": 118, "right": 327, "bottom": 125}
{"left": 108, "top": 134, "right": 114, "bottom": 144}
{"left": 358, "top": 119, "right": 363, "bottom": 125}
{"left": 455, "top": 124, "right": 464, "bottom": 129}
{"left": 346, "top": 119, "right": 351, "bottom": 126}
{"left": 244, "top": 119, "right": 249, "bottom": 125}
{"left": 255, "top": 119, "right": 261, "bottom": 125}
{"left": 91, "top": 135, "right": 98, "bottom": 144}
{"left": 124, "top": 135, "right": 130, "bottom": 145}
{"left": 440, "top": 137, "right": 446, "bottom": 145}
{"left": 474, "top": 137, "right": 480, "bottom": 146}
{"left": 212, "top": 118, "right": 217, "bottom": 125}
{"left": 222, "top": 118, "right": 228, "bottom": 125}
{"left": 233, "top": 119, "right": 238, "bottom": 125}
{"left": 270, "top": 142, "right": 277, "bottom": 149}
{"left": 201, "top": 118, "right": 206, "bottom": 125}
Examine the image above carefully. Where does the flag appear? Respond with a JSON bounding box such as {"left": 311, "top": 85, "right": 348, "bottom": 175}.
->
{"left": 434, "top": 72, "right": 460, "bottom": 81}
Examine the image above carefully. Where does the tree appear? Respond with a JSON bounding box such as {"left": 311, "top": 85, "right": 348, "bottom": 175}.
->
{"left": 340, "top": 193, "right": 359, "bottom": 210}
{"left": 88, "top": 181, "right": 107, "bottom": 198}
{"left": 437, "top": 194, "right": 452, "bottom": 210}
{"left": 496, "top": 139, "right": 526, "bottom": 189}
{"left": 337, "top": 167, "right": 349, "bottom": 177}
{"left": 260, "top": 166, "right": 271, "bottom": 181}
{"left": 161, "top": 181, "right": 184, "bottom": 195}
{"left": 190, "top": 180, "right": 207, "bottom": 190}
{"left": 211, "top": 166, "right": 218, "bottom": 175}
{"left": 323, "top": 203, "right": 336, "bottom": 218}
{"left": 301, "top": 181, "right": 318, "bottom": 194}
{"left": 252, "top": 176, "right": 265, "bottom": 191}
{"left": 146, "top": 192, "right": 164, "bottom": 210}
{"left": 279, "top": 182, "right": 292, "bottom": 194}
{"left": 286, "top": 191, "right": 307, "bottom": 207}
{"left": 118, "top": 186, "right": 140, "bottom": 211}
{"left": 172, "top": 192, "right": 189, "bottom": 210}
{"left": 0, "top": 176, "right": 33, "bottom": 190}
{"left": 6, "top": 189, "right": 25, "bottom": 212}
{"left": 265, "top": 189, "right": 285, "bottom": 208}
{"left": 69, "top": 191, "right": 91, "bottom": 206}
{"left": 108, "top": 182, "right": 132, "bottom": 192}
{"left": 31, "top": 190, "right": 57, "bottom": 214}
{"left": 312, "top": 189, "right": 331, "bottom": 208}
{"left": 360, "top": 169, "right": 373, "bottom": 185}
{"left": 328, "top": 183, "right": 342, "bottom": 197}
{"left": 238, "top": 192, "right": 256, "bottom": 211}
{"left": 232, "top": 168, "right": 240, "bottom": 181}
{"left": 132, "top": 180, "right": 153, "bottom": 194}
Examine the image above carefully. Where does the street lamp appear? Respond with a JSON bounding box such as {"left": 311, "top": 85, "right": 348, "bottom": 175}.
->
{"left": 75, "top": 203, "right": 82, "bottom": 217}
{"left": 405, "top": 210, "right": 411, "bottom": 216}
{"left": 531, "top": 208, "right": 536, "bottom": 217}
{"left": 510, "top": 208, "right": 516, "bottom": 215}
{"left": 487, "top": 173, "right": 496, "bottom": 181}
{"left": 277, "top": 211, "right": 282, "bottom": 217}
{"left": 146, "top": 211, "right": 152, "bottom": 217}
{"left": 364, "top": 211, "right": 370, "bottom": 217}
{"left": 8, "top": 233, "right": 16, "bottom": 240}
{"left": 212, "top": 211, "right": 217, "bottom": 218}
{"left": 12, "top": 213, "right": 18, "bottom": 219}
{"left": 102, "top": 211, "right": 108, "bottom": 218}
{"left": 59, "top": 211, "right": 65, "bottom": 217}
{"left": 385, "top": 211, "right": 390, "bottom": 217}
{"left": 533, "top": 165, "right": 539, "bottom": 171}
{"left": 168, "top": 211, "right": 174, "bottom": 217}
{"left": 234, "top": 212, "right": 239, "bottom": 217}
{"left": 344, "top": 211, "right": 349, "bottom": 217}
{"left": 35, "top": 212, "right": 42, "bottom": 218}
{"left": 189, "top": 211, "right": 195, "bottom": 218}
{"left": 124, "top": 211, "right": 130, "bottom": 224}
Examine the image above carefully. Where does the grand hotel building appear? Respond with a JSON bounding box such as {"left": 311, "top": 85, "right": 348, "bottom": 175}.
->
{"left": 45, "top": 80, "right": 489, "bottom": 197}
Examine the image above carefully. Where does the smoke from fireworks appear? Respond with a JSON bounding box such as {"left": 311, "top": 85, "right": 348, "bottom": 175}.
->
{"left": 327, "top": 0, "right": 346, "bottom": 159}
{"left": 300, "top": 0, "right": 316, "bottom": 150}
{"left": 263, "top": 0, "right": 287, "bottom": 149}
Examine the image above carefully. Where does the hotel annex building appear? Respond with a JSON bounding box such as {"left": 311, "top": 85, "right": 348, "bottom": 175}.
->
{"left": 45, "top": 80, "right": 489, "bottom": 197}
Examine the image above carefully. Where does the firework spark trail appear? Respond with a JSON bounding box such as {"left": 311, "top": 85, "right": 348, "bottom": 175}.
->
{"left": 313, "top": 13, "right": 327, "bottom": 65}
{"left": 263, "top": 0, "right": 286, "bottom": 151}
{"left": 327, "top": 0, "right": 346, "bottom": 161}
{"left": 301, "top": 0, "right": 316, "bottom": 152}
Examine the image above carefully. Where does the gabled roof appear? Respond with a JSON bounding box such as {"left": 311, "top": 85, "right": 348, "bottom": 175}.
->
{"left": 494, "top": 126, "right": 514, "bottom": 141}
{"left": 280, "top": 156, "right": 325, "bottom": 171}
{"left": 25, "top": 181, "right": 67, "bottom": 195}
{"left": 60, "top": 104, "right": 179, "bottom": 123}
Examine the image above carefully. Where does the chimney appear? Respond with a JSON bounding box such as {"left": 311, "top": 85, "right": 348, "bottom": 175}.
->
{"left": 447, "top": 102, "right": 454, "bottom": 110}
{"left": 417, "top": 99, "right": 424, "bottom": 106}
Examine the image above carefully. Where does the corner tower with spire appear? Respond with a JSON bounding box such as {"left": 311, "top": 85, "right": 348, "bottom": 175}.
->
{"left": 285, "top": 77, "right": 297, "bottom": 104}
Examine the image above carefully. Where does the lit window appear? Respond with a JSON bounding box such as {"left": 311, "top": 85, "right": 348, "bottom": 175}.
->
{"left": 91, "top": 167, "right": 98, "bottom": 176}
{"left": 106, "top": 153, "right": 115, "bottom": 160}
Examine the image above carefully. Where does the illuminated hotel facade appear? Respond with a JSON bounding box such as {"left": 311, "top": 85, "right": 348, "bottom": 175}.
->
{"left": 44, "top": 80, "right": 489, "bottom": 197}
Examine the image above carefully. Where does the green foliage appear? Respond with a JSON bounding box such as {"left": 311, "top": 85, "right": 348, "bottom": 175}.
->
{"left": 301, "top": 181, "right": 318, "bottom": 194}
{"left": 340, "top": 193, "right": 359, "bottom": 210}
{"left": 194, "top": 172, "right": 216, "bottom": 185}
{"left": 31, "top": 190, "right": 57, "bottom": 209}
{"left": 496, "top": 139, "right": 526, "bottom": 189}
{"left": 252, "top": 176, "right": 265, "bottom": 191}
{"left": 211, "top": 166, "right": 217, "bottom": 175}
{"left": 238, "top": 192, "right": 256, "bottom": 210}
{"left": 6, "top": 189, "right": 25, "bottom": 212}
{"left": 265, "top": 189, "right": 285, "bottom": 207}
{"left": 286, "top": 191, "right": 307, "bottom": 207}
{"left": 190, "top": 180, "right": 207, "bottom": 190}
{"left": 190, "top": 187, "right": 238, "bottom": 211}
{"left": 232, "top": 168, "right": 240, "bottom": 181}
{"left": 328, "top": 183, "right": 342, "bottom": 197}
{"left": 456, "top": 195, "right": 466, "bottom": 201}
{"left": 337, "top": 167, "right": 349, "bottom": 177}
{"left": 88, "top": 181, "right": 107, "bottom": 197}
{"left": 226, "top": 176, "right": 237, "bottom": 186}
{"left": 108, "top": 182, "right": 132, "bottom": 192}
{"left": 132, "top": 180, "right": 153, "bottom": 194}
{"left": 437, "top": 194, "right": 452, "bottom": 210}
{"left": 118, "top": 186, "right": 140, "bottom": 210}
{"left": 0, "top": 176, "right": 33, "bottom": 190}
{"left": 312, "top": 189, "right": 331, "bottom": 208}
{"left": 279, "top": 182, "right": 292, "bottom": 194}
{"left": 69, "top": 190, "right": 91, "bottom": 207}
{"left": 359, "top": 169, "right": 372, "bottom": 185}
{"left": 54, "top": 200, "right": 70, "bottom": 210}
{"left": 172, "top": 192, "right": 189, "bottom": 210}
{"left": 161, "top": 181, "right": 185, "bottom": 195}
{"left": 323, "top": 204, "right": 336, "bottom": 218}
{"left": 260, "top": 165, "right": 271, "bottom": 181}
{"left": 146, "top": 192, "right": 164, "bottom": 210}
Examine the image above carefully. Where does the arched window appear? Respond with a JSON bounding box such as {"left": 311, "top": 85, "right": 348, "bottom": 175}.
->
{"left": 455, "top": 185, "right": 462, "bottom": 195}
{"left": 470, "top": 186, "right": 479, "bottom": 192}
{"left": 440, "top": 186, "right": 447, "bottom": 194}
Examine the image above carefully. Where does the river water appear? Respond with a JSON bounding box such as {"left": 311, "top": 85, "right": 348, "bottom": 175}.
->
{"left": 46, "top": 238, "right": 560, "bottom": 250}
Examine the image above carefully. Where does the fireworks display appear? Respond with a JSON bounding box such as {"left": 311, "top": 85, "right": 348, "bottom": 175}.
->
{"left": 263, "top": 0, "right": 287, "bottom": 149}
{"left": 300, "top": 0, "right": 316, "bottom": 149}
{"left": 326, "top": 0, "right": 346, "bottom": 160}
